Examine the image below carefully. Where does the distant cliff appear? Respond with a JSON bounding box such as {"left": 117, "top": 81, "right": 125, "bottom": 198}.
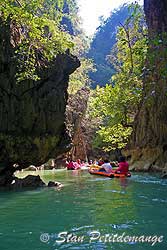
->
{"left": 0, "top": 18, "right": 80, "bottom": 185}
{"left": 87, "top": 5, "right": 129, "bottom": 87}
{"left": 127, "top": 0, "right": 167, "bottom": 173}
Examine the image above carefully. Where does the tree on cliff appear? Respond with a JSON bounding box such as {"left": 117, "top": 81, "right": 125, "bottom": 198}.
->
{"left": 129, "top": 0, "right": 167, "bottom": 171}
{"left": 1, "top": 0, "right": 74, "bottom": 82}
{"left": 0, "top": 0, "right": 80, "bottom": 185}
{"left": 64, "top": 1, "right": 95, "bottom": 160}
{"left": 88, "top": 4, "right": 148, "bottom": 153}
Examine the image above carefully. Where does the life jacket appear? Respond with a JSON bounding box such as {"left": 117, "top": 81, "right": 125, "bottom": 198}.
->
{"left": 116, "top": 161, "right": 129, "bottom": 174}
{"left": 67, "top": 162, "right": 75, "bottom": 170}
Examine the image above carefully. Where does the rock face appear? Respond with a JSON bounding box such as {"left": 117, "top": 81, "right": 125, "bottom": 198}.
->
{"left": 127, "top": 0, "right": 167, "bottom": 172}
{"left": 12, "top": 175, "right": 46, "bottom": 188}
{"left": 48, "top": 181, "right": 63, "bottom": 188}
{"left": 0, "top": 19, "right": 80, "bottom": 185}
{"left": 66, "top": 87, "right": 90, "bottom": 161}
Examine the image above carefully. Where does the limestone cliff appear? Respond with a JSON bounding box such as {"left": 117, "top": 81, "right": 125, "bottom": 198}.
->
{"left": 0, "top": 19, "right": 80, "bottom": 185}
{"left": 66, "top": 87, "right": 90, "bottom": 161}
{"left": 127, "top": 0, "right": 167, "bottom": 172}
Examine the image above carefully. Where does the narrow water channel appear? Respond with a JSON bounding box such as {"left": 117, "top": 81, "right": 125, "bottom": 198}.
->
{"left": 0, "top": 170, "right": 167, "bottom": 250}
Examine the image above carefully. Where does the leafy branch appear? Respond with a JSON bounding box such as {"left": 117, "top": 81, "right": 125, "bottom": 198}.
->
{"left": 0, "top": 0, "right": 74, "bottom": 82}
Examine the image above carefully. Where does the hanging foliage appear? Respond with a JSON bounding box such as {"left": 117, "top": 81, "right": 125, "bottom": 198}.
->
{"left": 0, "top": 0, "right": 74, "bottom": 81}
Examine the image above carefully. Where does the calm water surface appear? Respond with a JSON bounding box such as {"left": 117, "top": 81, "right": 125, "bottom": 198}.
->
{"left": 0, "top": 170, "right": 167, "bottom": 250}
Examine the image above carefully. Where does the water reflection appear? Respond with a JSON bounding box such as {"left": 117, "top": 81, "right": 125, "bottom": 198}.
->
{"left": 119, "top": 177, "right": 129, "bottom": 189}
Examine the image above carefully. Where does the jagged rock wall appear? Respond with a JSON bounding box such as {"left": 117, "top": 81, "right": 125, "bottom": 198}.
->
{"left": 0, "top": 19, "right": 80, "bottom": 184}
{"left": 126, "top": 0, "right": 167, "bottom": 172}
{"left": 66, "top": 87, "right": 90, "bottom": 161}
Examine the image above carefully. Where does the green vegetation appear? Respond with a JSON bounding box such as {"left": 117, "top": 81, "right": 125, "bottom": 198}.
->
{"left": 89, "top": 4, "right": 148, "bottom": 152}
{"left": 68, "top": 57, "right": 95, "bottom": 94}
{"left": 0, "top": 0, "right": 74, "bottom": 82}
{"left": 0, "top": 1, "right": 151, "bottom": 156}
{"left": 67, "top": 2, "right": 95, "bottom": 94}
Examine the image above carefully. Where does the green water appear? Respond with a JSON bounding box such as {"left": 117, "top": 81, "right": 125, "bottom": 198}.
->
{"left": 0, "top": 170, "right": 167, "bottom": 250}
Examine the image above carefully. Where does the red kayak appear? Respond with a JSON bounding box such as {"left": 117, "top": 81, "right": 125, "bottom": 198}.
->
{"left": 89, "top": 169, "right": 131, "bottom": 178}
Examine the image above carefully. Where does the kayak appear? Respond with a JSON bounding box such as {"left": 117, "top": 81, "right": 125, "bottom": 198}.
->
{"left": 89, "top": 169, "right": 131, "bottom": 178}
{"left": 89, "top": 165, "right": 100, "bottom": 171}
{"left": 114, "top": 172, "right": 131, "bottom": 178}
{"left": 67, "top": 166, "right": 89, "bottom": 170}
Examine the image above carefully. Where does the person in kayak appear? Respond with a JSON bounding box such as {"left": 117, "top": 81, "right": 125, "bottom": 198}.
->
{"left": 66, "top": 160, "right": 75, "bottom": 170}
{"left": 99, "top": 159, "right": 113, "bottom": 173}
{"left": 115, "top": 156, "right": 129, "bottom": 174}
{"left": 98, "top": 159, "right": 104, "bottom": 166}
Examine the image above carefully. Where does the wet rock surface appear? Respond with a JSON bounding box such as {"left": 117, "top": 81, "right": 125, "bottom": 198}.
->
{"left": 0, "top": 19, "right": 80, "bottom": 186}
